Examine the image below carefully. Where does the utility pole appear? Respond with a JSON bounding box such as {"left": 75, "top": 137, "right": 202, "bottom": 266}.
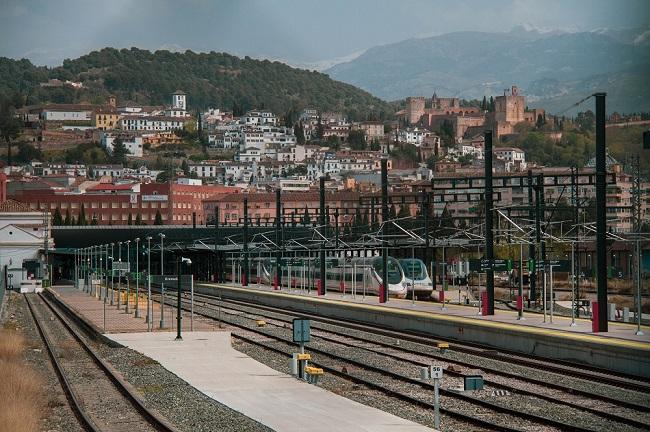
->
{"left": 527, "top": 170, "right": 536, "bottom": 307}
{"left": 242, "top": 197, "right": 249, "bottom": 286}
{"left": 631, "top": 154, "right": 644, "bottom": 336}
{"left": 276, "top": 189, "right": 282, "bottom": 289}
{"left": 484, "top": 130, "right": 495, "bottom": 315}
{"left": 319, "top": 178, "right": 326, "bottom": 295}
{"left": 380, "top": 158, "right": 389, "bottom": 303}
{"left": 595, "top": 92, "right": 608, "bottom": 332}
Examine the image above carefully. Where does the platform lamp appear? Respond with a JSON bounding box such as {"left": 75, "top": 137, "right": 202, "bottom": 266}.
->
{"left": 176, "top": 257, "right": 192, "bottom": 341}
{"left": 86, "top": 255, "right": 91, "bottom": 295}
{"left": 96, "top": 250, "right": 104, "bottom": 300}
{"left": 134, "top": 238, "right": 141, "bottom": 318}
{"left": 125, "top": 240, "right": 131, "bottom": 313}
{"left": 104, "top": 244, "right": 109, "bottom": 303}
{"left": 146, "top": 236, "right": 152, "bottom": 330}
{"left": 110, "top": 243, "right": 115, "bottom": 306}
{"left": 117, "top": 241, "right": 122, "bottom": 309}
{"left": 83, "top": 247, "right": 88, "bottom": 293}
{"left": 159, "top": 233, "right": 166, "bottom": 329}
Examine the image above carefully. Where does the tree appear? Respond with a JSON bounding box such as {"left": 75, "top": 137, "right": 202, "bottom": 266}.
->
{"left": 398, "top": 204, "right": 410, "bottom": 219}
{"left": 370, "top": 138, "right": 381, "bottom": 151}
{"left": 64, "top": 209, "right": 71, "bottom": 226}
{"left": 347, "top": 129, "right": 366, "bottom": 150}
{"left": 302, "top": 206, "right": 311, "bottom": 226}
{"left": 294, "top": 122, "right": 305, "bottom": 145}
{"left": 0, "top": 99, "right": 23, "bottom": 166}
{"left": 90, "top": 216, "right": 98, "bottom": 225}
{"left": 127, "top": 213, "right": 133, "bottom": 225}
{"left": 576, "top": 110, "right": 595, "bottom": 133}
{"left": 52, "top": 208, "right": 63, "bottom": 226}
{"left": 154, "top": 210, "right": 163, "bottom": 225}
{"left": 316, "top": 114, "right": 324, "bottom": 140}
{"left": 135, "top": 213, "right": 142, "bottom": 225}
{"left": 16, "top": 143, "right": 43, "bottom": 163}
{"left": 181, "top": 159, "right": 190, "bottom": 176}
{"left": 354, "top": 206, "right": 363, "bottom": 228}
{"left": 78, "top": 204, "right": 87, "bottom": 226}
{"left": 488, "top": 96, "right": 495, "bottom": 112}
{"left": 481, "top": 96, "right": 487, "bottom": 111}
{"left": 156, "top": 171, "right": 169, "bottom": 183}
{"left": 536, "top": 113, "right": 545, "bottom": 129}
{"left": 326, "top": 135, "right": 340, "bottom": 150}
{"left": 111, "top": 137, "right": 128, "bottom": 164}
{"left": 389, "top": 203, "right": 397, "bottom": 219}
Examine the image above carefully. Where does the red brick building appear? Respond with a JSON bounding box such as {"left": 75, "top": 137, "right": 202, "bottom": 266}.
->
{"left": 9, "top": 180, "right": 239, "bottom": 226}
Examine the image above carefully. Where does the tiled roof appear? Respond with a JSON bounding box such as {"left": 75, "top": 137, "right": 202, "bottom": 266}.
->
{"left": 0, "top": 199, "right": 33, "bottom": 213}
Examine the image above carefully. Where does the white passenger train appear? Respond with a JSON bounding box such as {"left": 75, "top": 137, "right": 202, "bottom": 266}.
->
{"left": 399, "top": 258, "right": 435, "bottom": 299}
{"left": 256, "top": 256, "right": 410, "bottom": 298}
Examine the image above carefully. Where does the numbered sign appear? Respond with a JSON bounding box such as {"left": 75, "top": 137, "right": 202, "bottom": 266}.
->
{"left": 292, "top": 318, "right": 311, "bottom": 343}
{"left": 430, "top": 365, "right": 443, "bottom": 379}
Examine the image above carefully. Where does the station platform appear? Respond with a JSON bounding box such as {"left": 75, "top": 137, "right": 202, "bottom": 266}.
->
{"left": 46, "top": 285, "right": 218, "bottom": 334}
{"left": 109, "top": 332, "right": 432, "bottom": 432}
{"left": 196, "top": 282, "right": 650, "bottom": 378}
{"left": 45, "top": 285, "right": 433, "bottom": 431}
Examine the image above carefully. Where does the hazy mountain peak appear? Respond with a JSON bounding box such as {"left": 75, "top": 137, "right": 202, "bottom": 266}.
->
{"left": 325, "top": 28, "right": 650, "bottom": 114}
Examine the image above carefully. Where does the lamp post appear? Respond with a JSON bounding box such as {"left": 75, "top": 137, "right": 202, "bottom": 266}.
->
{"left": 104, "top": 244, "right": 109, "bottom": 303}
{"left": 74, "top": 249, "right": 78, "bottom": 289}
{"left": 110, "top": 243, "right": 115, "bottom": 305}
{"left": 125, "top": 240, "right": 131, "bottom": 313}
{"left": 146, "top": 236, "right": 152, "bottom": 330}
{"left": 159, "top": 233, "right": 166, "bottom": 329}
{"left": 176, "top": 257, "right": 192, "bottom": 341}
{"left": 134, "top": 238, "right": 140, "bottom": 317}
{"left": 82, "top": 248, "right": 87, "bottom": 292}
{"left": 117, "top": 241, "right": 122, "bottom": 309}
{"left": 99, "top": 252, "right": 103, "bottom": 301}
{"left": 86, "top": 257, "right": 91, "bottom": 294}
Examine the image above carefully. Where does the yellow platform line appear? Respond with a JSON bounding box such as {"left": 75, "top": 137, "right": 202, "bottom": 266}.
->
{"left": 200, "top": 283, "right": 650, "bottom": 352}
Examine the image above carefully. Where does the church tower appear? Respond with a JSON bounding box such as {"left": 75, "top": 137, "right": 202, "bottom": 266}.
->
{"left": 172, "top": 90, "right": 187, "bottom": 110}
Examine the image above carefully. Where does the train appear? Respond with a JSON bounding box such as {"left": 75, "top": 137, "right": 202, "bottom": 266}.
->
{"left": 240, "top": 256, "right": 437, "bottom": 299}
{"left": 399, "top": 258, "right": 436, "bottom": 299}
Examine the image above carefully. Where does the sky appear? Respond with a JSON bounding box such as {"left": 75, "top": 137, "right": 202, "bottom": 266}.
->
{"left": 1, "top": 0, "right": 649, "bottom": 68}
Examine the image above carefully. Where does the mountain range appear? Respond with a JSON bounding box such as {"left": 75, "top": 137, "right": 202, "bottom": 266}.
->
{"left": 325, "top": 26, "right": 650, "bottom": 114}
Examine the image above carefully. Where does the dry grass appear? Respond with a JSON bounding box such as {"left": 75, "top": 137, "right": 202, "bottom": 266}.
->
{"left": 0, "top": 331, "right": 25, "bottom": 361}
{"left": 0, "top": 331, "right": 45, "bottom": 432}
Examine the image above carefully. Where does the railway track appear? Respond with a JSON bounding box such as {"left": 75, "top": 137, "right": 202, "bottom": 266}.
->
{"left": 24, "top": 293, "right": 179, "bottom": 432}
{"left": 186, "top": 294, "right": 650, "bottom": 426}
{"left": 192, "top": 286, "right": 650, "bottom": 393}
{"left": 157, "top": 290, "right": 649, "bottom": 431}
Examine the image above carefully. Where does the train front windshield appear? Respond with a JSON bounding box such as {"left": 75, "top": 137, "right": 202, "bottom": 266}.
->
{"left": 400, "top": 259, "right": 426, "bottom": 281}
{"left": 372, "top": 257, "right": 403, "bottom": 284}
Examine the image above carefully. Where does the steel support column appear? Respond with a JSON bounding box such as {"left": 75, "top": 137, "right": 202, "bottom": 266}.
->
{"left": 242, "top": 197, "right": 249, "bottom": 286}
{"left": 380, "top": 158, "right": 389, "bottom": 303}
{"left": 275, "top": 189, "right": 281, "bottom": 289}
{"left": 484, "top": 130, "right": 495, "bottom": 315}
{"left": 319, "top": 177, "right": 326, "bottom": 295}
{"left": 595, "top": 92, "right": 608, "bottom": 332}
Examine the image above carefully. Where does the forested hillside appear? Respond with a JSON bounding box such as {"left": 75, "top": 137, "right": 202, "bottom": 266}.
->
{"left": 0, "top": 48, "right": 394, "bottom": 120}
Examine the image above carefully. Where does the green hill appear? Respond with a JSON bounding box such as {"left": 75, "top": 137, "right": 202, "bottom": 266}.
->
{"left": 0, "top": 47, "right": 393, "bottom": 120}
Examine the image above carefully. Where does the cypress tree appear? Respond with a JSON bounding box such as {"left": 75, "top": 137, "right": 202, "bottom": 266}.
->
{"left": 64, "top": 209, "right": 71, "bottom": 226}
{"left": 78, "top": 204, "right": 87, "bottom": 225}
{"left": 154, "top": 210, "right": 163, "bottom": 225}
{"left": 135, "top": 213, "right": 142, "bottom": 225}
{"left": 52, "top": 208, "right": 63, "bottom": 225}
